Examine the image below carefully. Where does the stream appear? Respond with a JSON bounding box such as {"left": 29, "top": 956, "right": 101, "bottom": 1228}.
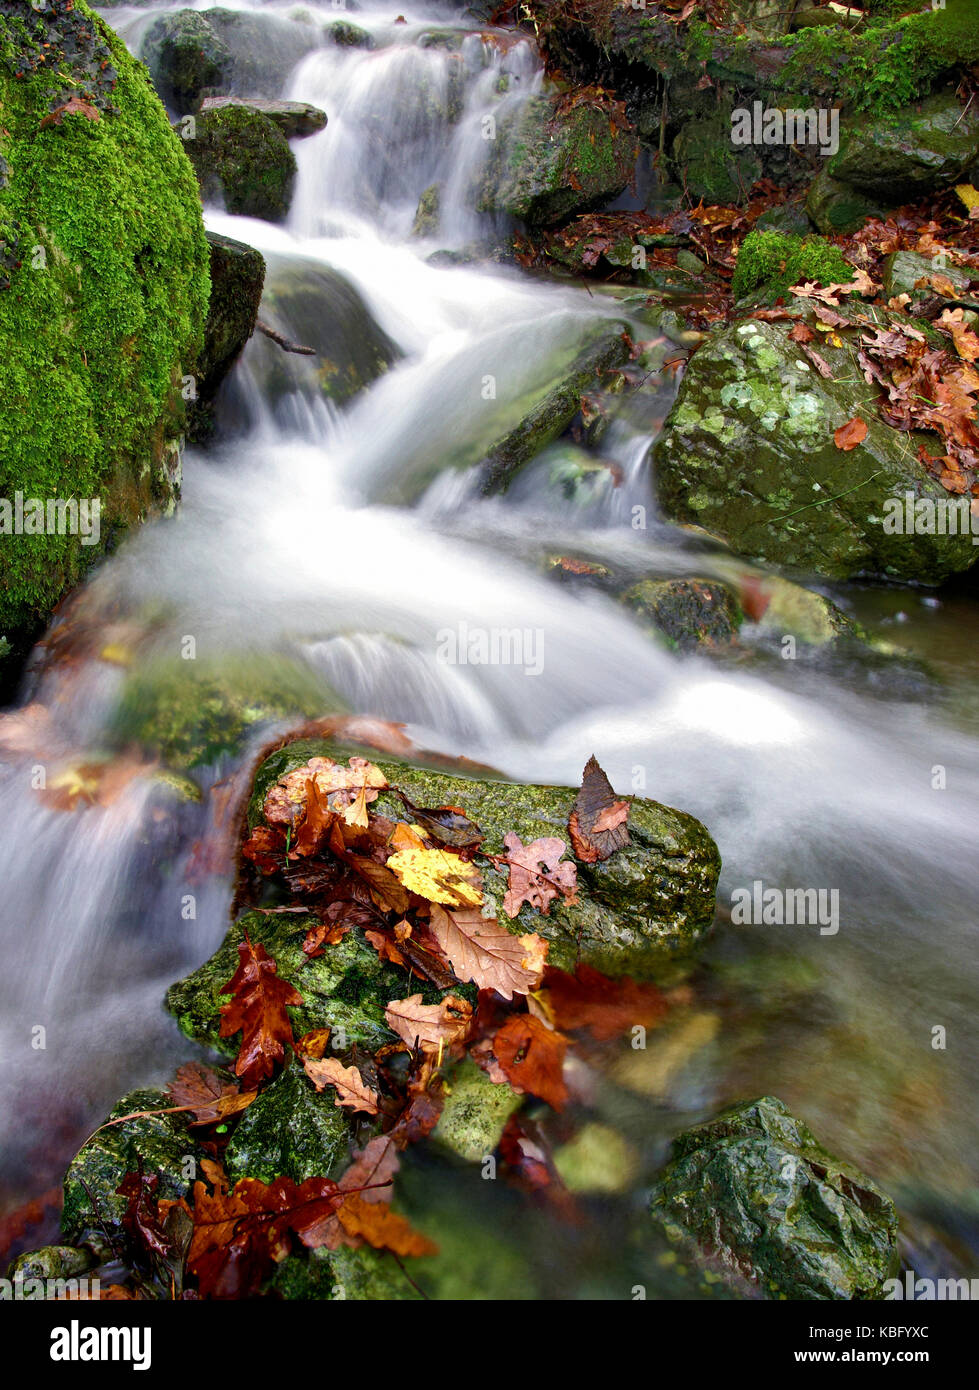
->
{"left": 1, "top": 1, "right": 977, "bottom": 1294}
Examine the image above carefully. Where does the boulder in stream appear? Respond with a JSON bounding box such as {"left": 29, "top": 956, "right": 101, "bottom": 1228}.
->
{"left": 200, "top": 97, "right": 327, "bottom": 140}
{"left": 649, "top": 1096, "right": 900, "bottom": 1300}
{"left": 185, "top": 103, "right": 297, "bottom": 221}
{"left": 188, "top": 231, "right": 266, "bottom": 442}
{"left": 654, "top": 316, "right": 979, "bottom": 583}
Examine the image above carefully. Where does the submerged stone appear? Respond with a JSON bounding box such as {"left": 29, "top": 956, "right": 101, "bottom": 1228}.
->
{"left": 622, "top": 578, "right": 743, "bottom": 653}
{"left": 432, "top": 1058, "right": 522, "bottom": 1162}
{"left": 649, "top": 1096, "right": 900, "bottom": 1300}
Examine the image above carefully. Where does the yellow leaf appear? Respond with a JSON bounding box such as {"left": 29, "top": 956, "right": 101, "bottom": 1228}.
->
{"left": 955, "top": 183, "right": 979, "bottom": 213}
{"left": 385, "top": 845, "right": 482, "bottom": 907}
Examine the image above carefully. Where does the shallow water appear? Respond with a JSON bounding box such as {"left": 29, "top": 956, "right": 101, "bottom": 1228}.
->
{"left": 1, "top": 0, "right": 976, "bottom": 1289}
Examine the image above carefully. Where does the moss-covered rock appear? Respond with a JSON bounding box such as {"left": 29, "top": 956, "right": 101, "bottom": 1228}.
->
{"left": 110, "top": 651, "right": 331, "bottom": 771}
{"left": 412, "top": 182, "right": 441, "bottom": 238}
{"left": 0, "top": 0, "right": 209, "bottom": 677}
{"left": 654, "top": 316, "right": 978, "bottom": 583}
{"left": 622, "top": 578, "right": 743, "bottom": 653}
{"left": 224, "top": 1064, "right": 353, "bottom": 1185}
{"left": 478, "top": 90, "right": 638, "bottom": 226}
{"left": 199, "top": 96, "right": 327, "bottom": 141}
{"left": 61, "top": 1087, "right": 204, "bottom": 1250}
{"left": 826, "top": 89, "right": 979, "bottom": 202}
{"left": 242, "top": 254, "right": 399, "bottom": 413}
{"left": 186, "top": 103, "right": 297, "bottom": 221}
{"left": 245, "top": 740, "right": 722, "bottom": 973}
{"left": 881, "top": 249, "right": 974, "bottom": 300}
{"left": 731, "top": 230, "right": 854, "bottom": 303}
{"left": 432, "top": 1057, "right": 522, "bottom": 1162}
{"left": 165, "top": 909, "right": 433, "bottom": 1056}
{"left": 649, "top": 1096, "right": 899, "bottom": 1300}
{"left": 672, "top": 109, "right": 762, "bottom": 206}
{"left": 805, "top": 168, "right": 887, "bottom": 236}
{"left": 554, "top": 1121, "right": 639, "bottom": 1194}
{"left": 189, "top": 231, "right": 265, "bottom": 442}
{"left": 141, "top": 9, "right": 232, "bottom": 110}
{"left": 325, "top": 20, "right": 376, "bottom": 52}
{"left": 6, "top": 1244, "right": 94, "bottom": 1285}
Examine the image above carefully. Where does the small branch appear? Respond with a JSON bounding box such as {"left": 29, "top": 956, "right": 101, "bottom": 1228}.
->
{"left": 256, "top": 319, "right": 316, "bottom": 355}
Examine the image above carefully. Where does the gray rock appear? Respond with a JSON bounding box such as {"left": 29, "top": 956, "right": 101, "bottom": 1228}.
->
{"left": 199, "top": 97, "right": 327, "bottom": 140}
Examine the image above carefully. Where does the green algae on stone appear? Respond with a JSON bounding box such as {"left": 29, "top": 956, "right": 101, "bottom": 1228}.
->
{"left": 270, "top": 1243, "right": 419, "bottom": 1300}
{"left": 672, "top": 109, "right": 762, "bottom": 207}
{"left": 185, "top": 103, "right": 297, "bottom": 221}
{"left": 412, "top": 182, "right": 441, "bottom": 238}
{"left": 622, "top": 578, "right": 743, "bottom": 653}
{"left": 0, "top": 0, "right": 209, "bottom": 669}
{"left": 826, "top": 89, "right": 979, "bottom": 202}
{"left": 6, "top": 1244, "right": 94, "bottom": 1286}
{"left": 806, "top": 168, "right": 886, "bottom": 236}
{"left": 61, "top": 1087, "right": 204, "bottom": 1249}
{"left": 649, "top": 1096, "right": 899, "bottom": 1300}
{"left": 247, "top": 740, "right": 722, "bottom": 974}
{"left": 224, "top": 1064, "right": 353, "bottom": 1185}
{"left": 432, "top": 1057, "right": 522, "bottom": 1162}
{"left": 654, "top": 316, "right": 978, "bottom": 583}
{"left": 479, "top": 91, "right": 637, "bottom": 226}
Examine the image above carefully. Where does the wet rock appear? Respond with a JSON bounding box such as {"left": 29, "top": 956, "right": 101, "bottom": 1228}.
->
{"left": 225, "top": 1065, "right": 353, "bottom": 1184}
{"left": 141, "top": 10, "right": 232, "bottom": 110}
{"left": 189, "top": 232, "right": 266, "bottom": 442}
{"left": 412, "top": 182, "right": 442, "bottom": 237}
{"left": 6, "top": 1245, "right": 94, "bottom": 1285}
{"left": 202, "top": 8, "right": 322, "bottom": 101}
{"left": 432, "top": 1058, "right": 522, "bottom": 1162}
{"left": 244, "top": 739, "right": 722, "bottom": 973}
{"left": 325, "top": 20, "right": 376, "bottom": 50}
{"left": 480, "top": 326, "right": 631, "bottom": 495}
{"left": 165, "top": 908, "right": 438, "bottom": 1056}
{"left": 622, "top": 579, "right": 743, "bottom": 653}
{"left": 672, "top": 110, "right": 762, "bottom": 206}
{"left": 271, "top": 1244, "right": 418, "bottom": 1299}
{"left": 199, "top": 97, "right": 327, "bottom": 140}
{"left": 827, "top": 90, "right": 979, "bottom": 202}
{"left": 654, "top": 316, "right": 978, "bottom": 583}
{"left": 241, "top": 255, "right": 399, "bottom": 413}
{"left": 478, "top": 91, "right": 638, "bottom": 226}
{"left": 881, "top": 249, "right": 974, "bottom": 300}
{"left": 649, "top": 1096, "right": 900, "bottom": 1300}
{"left": 185, "top": 104, "right": 297, "bottom": 221}
{"left": 61, "top": 1088, "right": 204, "bottom": 1251}
{"left": 806, "top": 169, "right": 886, "bottom": 236}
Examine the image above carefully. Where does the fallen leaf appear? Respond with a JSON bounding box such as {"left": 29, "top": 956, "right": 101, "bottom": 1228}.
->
{"left": 501, "top": 833, "right": 578, "bottom": 917}
{"left": 166, "top": 1062, "right": 257, "bottom": 1127}
{"left": 218, "top": 935, "right": 302, "bottom": 1089}
{"left": 492, "top": 1014, "right": 569, "bottom": 1110}
{"left": 541, "top": 963, "right": 669, "bottom": 1041}
{"left": 302, "top": 1057, "right": 379, "bottom": 1114}
{"left": 385, "top": 841, "right": 483, "bottom": 907}
{"left": 834, "top": 416, "right": 868, "bottom": 451}
{"left": 335, "top": 1192, "right": 436, "bottom": 1257}
{"left": 428, "top": 904, "right": 547, "bottom": 999}
{"left": 567, "top": 755, "right": 630, "bottom": 863}
{"left": 384, "top": 993, "right": 472, "bottom": 1056}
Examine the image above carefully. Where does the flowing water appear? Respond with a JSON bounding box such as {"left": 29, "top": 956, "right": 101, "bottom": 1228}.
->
{"left": 1, "top": 1, "right": 977, "bottom": 1292}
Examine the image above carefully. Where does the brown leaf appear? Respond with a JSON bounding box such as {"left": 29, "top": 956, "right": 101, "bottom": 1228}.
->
{"left": 501, "top": 833, "right": 578, "bottom": 916}
{"left": 40, "top": 96, "right": 101, "bottom": 128}
{"left": 302, "top": 1057, "right": 379, "bottom": 1114}
{"left": 834, "top": 416, "right": 868, "bottom": 451}
{"left": 335, "top": 1192, "right": 437, "bottom": 1257}
{"left": 428, "top": 904, "right": 547, "bottom": 999}
{"left": 218, "top": 935, "right": 302, "bottom": 1089}
{"left": 541, "top": 963, "right": 668, "bottom": 1041}
{"left": 166, "top": 1062, "right": 257, "bottom": 1127}
{"left": 384, "top": 993, "right": 472, "bottom": 1056}
{"left": 567, "top": 755, "right": 630, "bottom": 863}
{"left": 492, "top": 1015, "right": 568, "bottom": 1110}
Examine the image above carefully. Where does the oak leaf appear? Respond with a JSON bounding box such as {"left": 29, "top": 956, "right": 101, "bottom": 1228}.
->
{"left": 492, "top": 1014, "right": 568, "bottom": 1110}
{"left": 335, "top": 1192, "right": 436, "bottom": 1257}
{"left": 303, "top": 1057, "right": 379, "bottom": 1114}
{"left": 501, "top": 832, "right": 578, "bottom": 917}
{"left": 384, "top": 993, "right": 472, "bottom": 1055}
{"left": 541, "top": 963, "right": 668, "bottom": 1041}
{"left": 166, "top": 1062, "right": 257, "bottom": 1127}
{"left": 218, "top": 935, "right": 302, "bottom": 1089}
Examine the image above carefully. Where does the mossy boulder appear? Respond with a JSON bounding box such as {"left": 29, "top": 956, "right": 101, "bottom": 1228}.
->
{"left": 243, "top": 254, "right": 399, "bottom": 413}
{"left": 141, "top": 7, "right": 321, "bottom": 109}
{"left": 478, "top": 90, "right": 638, "bottom": 226}
{"left": 6, "top": 1244, "right": 94, "bottom": 1286}
{"left": 186, "top": 103, "right": 297, "bottom": 221}
{"left": 623, "top": 578, "right": 743, "bottom": 653}
{"left": 189, "top": 231, "right": 265, "bottom": 441}
{"left": 649, "top": 1096, "right": 899, "bottom": 1300}
{"left": 244, "top": 739, "right": 722, "bottom": 973}
{"left": 0, "top": 0, "right": 209, "bottom": 677}
{"left": 412, "top": 182, "right": 441, "bottom": 238}
{"left": 826, "top": 89, "right": 979, "bottom": 202}
{"left": 224, "top": 1064, "right": 353, "bottom": 1185}
{"left": 654, "top": 316, "right": 978, "bottom": 583}
{"left": 141, "top": 9, "right": 232, "bottom": 110}
{"left": 881, "top": 249, "right": 974, "bottom": 300}
{"left": 806, "top": 169, "right": 888, "bottom": 236}
{"left": 61, "top": 1087, "right": 205, "bottom": 1250}
{"left": 326, "top": 20, "right": 376, "bottom": 51}
{"left": 166, "top": 909, "right": 439, "bottom": 1056}
{"left": 731, "top": 230, "right": 854, "bottom": 303}
{"left": 199, "top": 96, "right": 327, "bottom": 141}
{"left": 672, "top": 109, "right": 762, "bottom": 206}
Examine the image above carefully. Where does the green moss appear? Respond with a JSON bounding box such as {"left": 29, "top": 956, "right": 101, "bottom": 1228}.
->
{"left": 731, "top": 230, "right": 854, "bottom": 301}
{"left": 185, "top": 103, "right": 296, "bottom": 221}
{"left": 0, "top": 1, "right": 209, "bottom": 649}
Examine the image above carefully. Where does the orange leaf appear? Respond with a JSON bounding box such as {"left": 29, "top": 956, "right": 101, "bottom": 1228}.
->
{"left": 834, "top": 416, "right": 868, "bottom": 451}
